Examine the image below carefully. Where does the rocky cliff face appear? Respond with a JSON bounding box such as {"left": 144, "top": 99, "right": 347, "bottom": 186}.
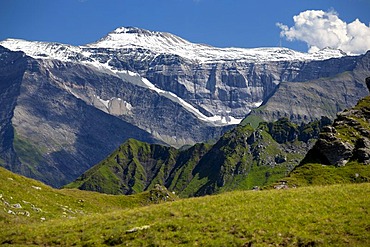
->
{"left": 1, "top": 27, "right": 366, "bottom": 128}
{"left": 302, "top": 86, "right": 370, "bottom": 166}
{"left": 0, "top": 47, "right": 161, "bottom": 187}
{"left": 246, "top": 52, "right": 370, "bottom": 123}
{"left": 0, "top": 48, "right": 26, "bottom": 172}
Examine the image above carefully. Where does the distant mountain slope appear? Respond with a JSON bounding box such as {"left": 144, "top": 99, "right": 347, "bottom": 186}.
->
{"left": 1, "top": 27, "right": 368, "bottom": 128}
{"left": 287, "top": 79, "right": 370, "bottom": 186}
{"left": 245, "top": 51, "right": 370, "bottom": 124}
{"left": 0, "top": 47, "right": 161, "bottom": 187}
{"left": 66, "top": 117, "right": 331, "bottom": 197}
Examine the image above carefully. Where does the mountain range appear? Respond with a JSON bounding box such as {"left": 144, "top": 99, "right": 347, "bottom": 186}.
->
{"left": 0, "top": 27, "right": 369, "bottom": 187}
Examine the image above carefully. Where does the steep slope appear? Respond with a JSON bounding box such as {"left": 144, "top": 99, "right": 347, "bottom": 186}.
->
{"left": 65, "top": 139, "right": 211, "bottom": 196}
{"left": 66, "top": 118, "right": 331, "bottom": 197}
{"left": 287, "top": 80, "right": 370, "bottom": 186}
{"left": 0, "top": 48, "right": 26, "bottom": 171}
{"left": 1, "top": 27, "right": 369, "bottom": 188}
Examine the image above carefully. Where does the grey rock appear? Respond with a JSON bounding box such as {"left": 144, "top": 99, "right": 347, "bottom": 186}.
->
{"left": 247, "top": 52, "right": 370, "bottom": 124}
{"left": 11, "top": 203, "right": 22, "bottom": 209}
{"left": 302, "top": 84, "right": 370, "bottom": 167}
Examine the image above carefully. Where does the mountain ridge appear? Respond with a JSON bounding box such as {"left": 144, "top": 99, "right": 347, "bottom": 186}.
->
{"left": 2, "top": 26, "right": 349, "bottom": 64}
{"left": 65, "top": 117, "right": 331, "bottom": 197}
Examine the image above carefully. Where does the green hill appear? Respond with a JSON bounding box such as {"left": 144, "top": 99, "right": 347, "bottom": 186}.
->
{"left": 65, "top": 118, "right": 330, "bottom": 197}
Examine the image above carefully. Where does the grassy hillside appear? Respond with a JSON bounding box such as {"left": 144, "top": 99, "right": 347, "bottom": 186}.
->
{"left": 286, "top": 161, "right": 370, "bottom": 187}
{"left": 1, "top": 181, "right": 369, "bottom": 246}
{"left": 0, "top": 166, "right": 176, "bottom": 226}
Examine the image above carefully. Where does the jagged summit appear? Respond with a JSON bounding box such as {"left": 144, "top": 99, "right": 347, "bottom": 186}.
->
{"left": 87, "top": 26, "right": 191, "bottom": 55}
{"left": 111, "top": 26, "right": 181, "bottom": 39}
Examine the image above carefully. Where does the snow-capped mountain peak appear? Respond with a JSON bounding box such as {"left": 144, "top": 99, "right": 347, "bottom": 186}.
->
{"left": 87, "top": 26, "right": 194, "bottom": 55}
{"left": 0, "top": 27, "right": 355, "bottom": 129}
{"left": 86, "top": 26, "right": 348, "bottom": 63}
{"left": 1, "top": 27, "right": 349, "bottom": 65}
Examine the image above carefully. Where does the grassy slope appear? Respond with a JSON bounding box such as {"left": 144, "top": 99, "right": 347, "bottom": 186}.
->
{"left": 286, "top": 161, "right": 370, "bottom": 187}
{"left": 1, "top": 182, "right": 369, "bottom": 246}
{"left": 0, "top": 166, "right": 172, "bottom": 227}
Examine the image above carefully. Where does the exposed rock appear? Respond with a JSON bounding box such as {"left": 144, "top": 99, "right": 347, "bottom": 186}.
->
{"left": 354, "top": 138, "right": 370, "bottom": 164}
{"left": 17, "top": 211, "right": 30, "bottom": 217}
{"left": 126, "top": 225, "right": 151, "bottom": 233}
{"left": 314, "top": 139, "right": 354, "bottom": 166}
{"left": 11, "top": 203, "right": 22, "bottom": 209}
{"left": 252, "top": 186, "right": 260, "bottom": 191}
{"left": 148, "top": 184, "right": 177, "bottom": 203}
{"left": 247, "top": 53, "right": 370, "bottom": 124}
{"left": 274, "top": 184, "right": 289, "bottom": 190}
{"left": 300, "top": 80, "right": 370, "bottom": 167}
{"left": 31, "top": 205, "right": 42, "bottom": 212}
{"left": 0, "top": 31, "right": 368, "bottom": 188}
{"left": 366, "top": 77, "right": 370, "bottom": 92}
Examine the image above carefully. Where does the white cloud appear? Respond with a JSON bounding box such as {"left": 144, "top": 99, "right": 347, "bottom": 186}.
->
{"left": 277, "top": 10, "right": 370, "bottom": 54}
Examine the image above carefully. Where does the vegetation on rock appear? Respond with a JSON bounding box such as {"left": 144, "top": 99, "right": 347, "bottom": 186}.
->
{"left": 286, "top": 90, "right": 370, "bottom": 187}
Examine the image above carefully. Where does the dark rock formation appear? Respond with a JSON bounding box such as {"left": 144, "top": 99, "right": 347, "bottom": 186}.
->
{"left": 301, "top": 82, "right": 370, "bottom": 167}
{"left": 366, "top": 77, "right": 370, "bottom": 92}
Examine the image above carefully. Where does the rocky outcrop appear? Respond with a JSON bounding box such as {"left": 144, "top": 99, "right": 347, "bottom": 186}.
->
{"left": 301, "top": 80, "right": 370, "bottom": 167}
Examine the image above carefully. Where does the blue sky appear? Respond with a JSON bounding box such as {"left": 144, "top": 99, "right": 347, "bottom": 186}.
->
{"left": 1, "top": 0, "right": 369, "bottom": 52}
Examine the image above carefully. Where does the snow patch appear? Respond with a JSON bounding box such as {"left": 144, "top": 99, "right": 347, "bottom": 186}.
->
{"left": 253, "top": 101, "right": 264, "bottom": 108}
{"left": 96, "top": 95, "right": 109, "bottom": 109}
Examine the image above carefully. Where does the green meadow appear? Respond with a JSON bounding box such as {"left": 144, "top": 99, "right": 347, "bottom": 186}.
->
{"left": 1, "top": 167, "right": 369, "bottom": 246}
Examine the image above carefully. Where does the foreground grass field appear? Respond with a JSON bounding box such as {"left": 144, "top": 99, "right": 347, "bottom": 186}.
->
{"left": 1, "top": 178, "right": 369, "bottom": 246}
